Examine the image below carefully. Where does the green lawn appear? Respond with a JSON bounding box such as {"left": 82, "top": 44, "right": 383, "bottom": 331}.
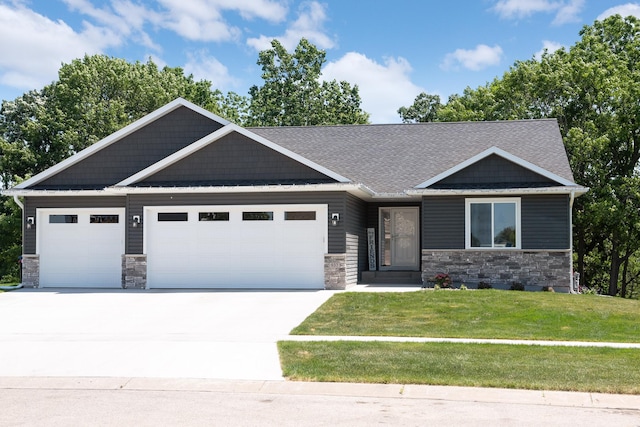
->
{"left": 278, "top": 341, "right": 640, "bottom": 394}
{"left": 280, "top": 291, "right": 640, "bottom": 393}
{"left": 291, "top": 290, "right": 640, "bottom": 342}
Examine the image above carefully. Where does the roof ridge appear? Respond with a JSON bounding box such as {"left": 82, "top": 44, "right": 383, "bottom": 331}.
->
{"left": 248, "top": 118, "right": 558, "bottom": 130}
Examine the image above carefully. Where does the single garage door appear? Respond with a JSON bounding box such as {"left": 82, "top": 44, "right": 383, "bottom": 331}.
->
{"left": 37, "top": 208, "right": 125, "bottom": 288}
{"left": 145, "top": 204, "right": 327, "bottom": 289}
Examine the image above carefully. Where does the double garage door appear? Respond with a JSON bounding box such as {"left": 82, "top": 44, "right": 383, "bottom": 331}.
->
{"left": 37, "top": 205, "right": 327, "bottom": 289}
{"left": 145, "top": 204, "right": 328, "bottom": 289}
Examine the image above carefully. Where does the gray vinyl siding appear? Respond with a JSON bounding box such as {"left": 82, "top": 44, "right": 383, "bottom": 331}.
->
{"left": 32, "top": 107, "right": 223, "bottom": 190}
{"left": 126, "top": 192, "right": 347, "bottom": 254}
{"left": 345, "top": 194, "right": 367, "bottom": 282}
{"left": 422, "top": 197, "right": 465, "bottom": 249}
{"left": 139, "top": 131, "right": 335, "bottom": 186}
{"left": 422, "top": 194, "right": 570, "bottom": 250}
{"left": 432, "top": 155, "right": 556, "bottom": 189}
{"left": 23, "top": 196, "right": 126, "bottom": 254}
{"left": 521, "top": 195, "right": 570, "bottom": 249}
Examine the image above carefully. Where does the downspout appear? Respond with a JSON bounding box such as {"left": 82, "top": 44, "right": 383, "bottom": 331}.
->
{"left": 569, "top": 190, "right": 576, "bottom": 293}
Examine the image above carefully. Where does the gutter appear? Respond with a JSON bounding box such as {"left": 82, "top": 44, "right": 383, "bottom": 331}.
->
{"left": 569, "top": 189, "right": 576, "bottom": 293}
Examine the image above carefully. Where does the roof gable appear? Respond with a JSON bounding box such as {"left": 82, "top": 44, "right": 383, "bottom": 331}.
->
{"left": 415, "top": 146, "right": 576, "bottom": 189}
{"left": 116, "top": 124, "right": 350, "bottom": 187}
{"left": 17, "top": 99, "right": 229, "bottom": 190}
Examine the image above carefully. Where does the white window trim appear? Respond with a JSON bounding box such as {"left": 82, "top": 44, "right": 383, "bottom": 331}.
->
{"left": 465, "top": 197, "right": 521, "bottom": 250}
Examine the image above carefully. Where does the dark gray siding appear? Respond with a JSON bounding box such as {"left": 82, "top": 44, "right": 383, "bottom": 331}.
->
{"left": 366, "top": 202, "right": 421, "bottom": 267}
{"left": 521, "top": 195, "right": 569, "bottom": 249}
{"left": 126, "top": 192, "right": 347, "bottom": 254}
{"left": 345, "top": 194, "right": 367, "bottom": 281}
{"left": 422, "top": 194, "right": 570, "bottom": 250}
{"left": 432, "top": 155, "right": 557, "bottom": 189}
{"left": 23, "top": 196, "right": 126, "bottom": 254}
{"left": 422, "top": 197, "right": 465, "bottom": 249}
{"left": 139, "top": 131, "right": 335, "bottom": 186}
{"left": 32, "top": 107, "right": 224, "bottom": 189}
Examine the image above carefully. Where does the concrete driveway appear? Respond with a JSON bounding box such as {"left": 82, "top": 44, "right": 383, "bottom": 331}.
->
{"left": 0, "top": 289, "right": 334, "bottom": 380}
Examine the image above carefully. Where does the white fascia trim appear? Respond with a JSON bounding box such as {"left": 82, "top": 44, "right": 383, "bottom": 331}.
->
{"left": 1, "top": 189, "right": 115, "bottom": 197}
{"left": 415, "top": 146, "right": 576, "bottom": 189}
{"left": 107, "top": 182, "right": 369, "bottom": 195}
{"left": 15, "top": 98, "right": 229, "bottom": 189}
{"left": 407, "top": 186, "right": 589, "bottom": 197}
{"left": 116, "top": 123, "right": 351, "bottom": 186}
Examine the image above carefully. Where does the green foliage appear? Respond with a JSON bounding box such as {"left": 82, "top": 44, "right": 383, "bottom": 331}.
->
{"left": 248, "top": 39, "right": 369, "bottom": 126}
{"left": 398, "top": 92, "right": 442, "bottom": 123}
{"left": 0, "top": 196, "right": 21, "bottom": 281}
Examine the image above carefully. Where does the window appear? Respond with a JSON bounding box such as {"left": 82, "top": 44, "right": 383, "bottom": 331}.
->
{"left": 158, "top": 212, "right": 188, "bottom": 222}
{"left": 90, "top": 214, "right": 119, "bottom": 224}
{"left": 49, "top": 214, "right": 78, "bottom": 224}
{"left": 199, "top": 212, "right": 229, "bottom": 221}
{"left": 465, "top": 198, "right": 520, "bottom": 249}
{"left": 242, "top": 211, "right": 273, "bottom": 221}
{"left": 284, "top": 211, "right": 316, "bottom": 221}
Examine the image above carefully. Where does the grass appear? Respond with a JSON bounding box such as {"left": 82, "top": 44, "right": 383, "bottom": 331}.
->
{"left": 291, "top": 290, "right": 640, "bottom": 343}
{"left": 278, "top": 340, "right": 640, "bottom": 394}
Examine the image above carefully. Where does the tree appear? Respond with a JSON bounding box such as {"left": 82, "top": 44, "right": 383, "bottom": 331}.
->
{"left": 409, "top": 15, "right": 640, "bottom": 296}
{"left": 398, "top": 92, "right": 442, "bottom": 123}
{"left": 248, "top": 39, "right": 369, "bottom": 126}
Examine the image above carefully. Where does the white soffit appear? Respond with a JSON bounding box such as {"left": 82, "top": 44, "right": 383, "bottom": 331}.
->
{"left": 115, "top": 123, "right": 351, "bottom": 186}
{"left": 414, "top": 146, "right": 576, "bottom": 188}
{"left": 15, "top": 98, "right": 230, "bottom": 189}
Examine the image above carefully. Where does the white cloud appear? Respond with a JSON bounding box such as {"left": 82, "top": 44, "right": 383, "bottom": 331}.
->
{"left": 492, "top": 0, "right": 584, "bottom": 24}
{"left": 247, "top": 1, "right": 335, "bottom": 51}
{"left": 534, "top": 40, "right": 564, "bottom": 60}
{"left": 321, "top": 52, "right": 424, "bottom": 124}
{"left": 183, "top": 50, "right": 239, "bottom": 91}
{"left": 441, "top": 44, "right": 503, "bottom": 71}
{"left": 0, "top": 3, "right": 117, "bottom": 92}
{"left": 597, "top": 3, "right": 640, "bottom": 20}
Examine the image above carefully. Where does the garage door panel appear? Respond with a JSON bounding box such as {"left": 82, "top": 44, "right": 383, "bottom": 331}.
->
{"left": 37, "top": 209, "right": 125, "bottom": 288}
{"left": 146, "top": 205, "right": 327, "bottom": 289}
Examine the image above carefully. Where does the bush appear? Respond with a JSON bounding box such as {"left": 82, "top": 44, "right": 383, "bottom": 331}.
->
{"left": 477, "top": 282, "right": 492, "bottom": 289}
{"left": 433, "top": 273, "right": 452, "bottom": 288}
{"left": 510, "top": 282, "right": 525, "bottom": 291}
{"left": 541, "top": 286, "right": 555, "bottom": 292}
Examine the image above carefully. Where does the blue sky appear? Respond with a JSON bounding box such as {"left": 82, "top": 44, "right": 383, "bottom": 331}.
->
{"left": 1, "top": 0, "right": 639, "bottom": 123}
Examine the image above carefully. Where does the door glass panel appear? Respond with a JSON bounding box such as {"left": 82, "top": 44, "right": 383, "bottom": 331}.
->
{"left": 381, "top": 209, "right": 391, "bottom": 267}
{"left": 391, "top": 210, "right": 417, "bottom": 266}
{"left": 49, "top": 214, "right": 78, "bottom": 224}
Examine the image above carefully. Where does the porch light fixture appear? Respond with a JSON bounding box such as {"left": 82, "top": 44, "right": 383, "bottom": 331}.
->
{"left": 331, "top": 213, "right": 340, "bottom": 226}
{"left": 132, "top": 215, "right": 141, "bottom": 227}
{"left": 26, "top": 216, "right": 34, "bottom": 229}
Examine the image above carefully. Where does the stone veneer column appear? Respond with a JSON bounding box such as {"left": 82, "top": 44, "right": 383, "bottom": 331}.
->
{"left": 122, "top": 254, "right": 147, "bottom": 289}
{"left": 421, "top": 250, "right": 572, "bottom": 292}
{"left": 324, "top": 253, "right": 347, "bottom": 290}
{"left": 21, "top": 254, "right": 39, "bottom": 288}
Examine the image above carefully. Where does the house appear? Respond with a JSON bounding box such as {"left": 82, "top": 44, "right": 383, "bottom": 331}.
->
{"left": 2, "top": 98, "right": 588, "bottom": 292}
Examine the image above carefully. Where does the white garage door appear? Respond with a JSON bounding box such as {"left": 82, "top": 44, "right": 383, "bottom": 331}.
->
{"left": 145, "top": 204, "right": 327, "bottom": 289}
{"left": 37, "top": 208, "right": 125, "bottom": 288}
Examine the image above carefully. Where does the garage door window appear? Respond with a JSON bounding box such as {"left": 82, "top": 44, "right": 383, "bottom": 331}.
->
{"left": 49, "top": 214, "right": 78, "bottom": 224}
{"left": 243, "top": 211, "right": 273, "bottom": 221}
{"left": 285, "top": 211, "right": 316, "bottom": 220}
{"left": 199, "top": 212, "right": 229, "bottom": 221}
{"left": 90, "top": 214, "right": 119, "bottom": 224}
{"left": 158, "top": 212, "right": 188, "bottom": 221}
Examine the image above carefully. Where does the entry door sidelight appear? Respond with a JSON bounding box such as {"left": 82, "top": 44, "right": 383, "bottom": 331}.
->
{"left": 380, "top": 207, "right": 419, "bottom": 270}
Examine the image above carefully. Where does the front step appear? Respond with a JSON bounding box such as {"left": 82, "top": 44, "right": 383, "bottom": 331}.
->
{"left": 360, "top": 270, "right": 423, "bottom": 284}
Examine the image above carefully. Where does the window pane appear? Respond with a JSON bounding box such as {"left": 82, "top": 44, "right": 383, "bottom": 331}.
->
{"left": 285, "top": 211, "right": 316, "bottom": 220}
{"left": 242, "top": 211, "right": 273, "bottom": 221}
{"left": 158, "top": 212, "right": 188, "bottom": 221}
{"left": 493, "top": 203, "right": 516, "bottom": 247}
{"left": 90, "top": 215, "right": 119, "bottom": 224}
{"left": 470, "top": 203, "right": 491, "bottom": 247}
{"left": 381, "top": 209, "right": 391, "bottom": 266}
{"left": 49, "top": 215, "right": 78, "bottom": 224}
{"left": 199, "top": 212, "right": 229, "bottom": 221}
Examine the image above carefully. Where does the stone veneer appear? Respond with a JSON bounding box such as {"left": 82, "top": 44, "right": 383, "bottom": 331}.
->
{"left": 122, "top": 254, "right": 147, "bottom": 289}
{"left": 421, "top": 250, "right": 571, "bottom": 292}
{"left": 21, "top": 254, "right": 39, "bottom": 288}
{"left": 324, "top": 253, "right": 348, "bottom": 289}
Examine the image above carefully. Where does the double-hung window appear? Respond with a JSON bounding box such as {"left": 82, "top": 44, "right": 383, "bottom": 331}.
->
{"left": 465, "top": 198, "right": 521, "bottom": 249}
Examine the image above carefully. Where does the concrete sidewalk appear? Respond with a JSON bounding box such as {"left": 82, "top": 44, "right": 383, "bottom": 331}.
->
{"left": 1, "top": 376, "right": 638, "bottom": 410}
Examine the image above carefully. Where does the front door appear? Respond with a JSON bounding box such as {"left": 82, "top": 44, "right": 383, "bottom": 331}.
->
{"left": 379, "top": 207, "right": 419, "bottom": 270}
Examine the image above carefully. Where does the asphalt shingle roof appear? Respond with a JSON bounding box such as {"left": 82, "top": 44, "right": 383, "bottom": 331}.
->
{"left": 249, "top": 119, "right": 575, "bottom": 194}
